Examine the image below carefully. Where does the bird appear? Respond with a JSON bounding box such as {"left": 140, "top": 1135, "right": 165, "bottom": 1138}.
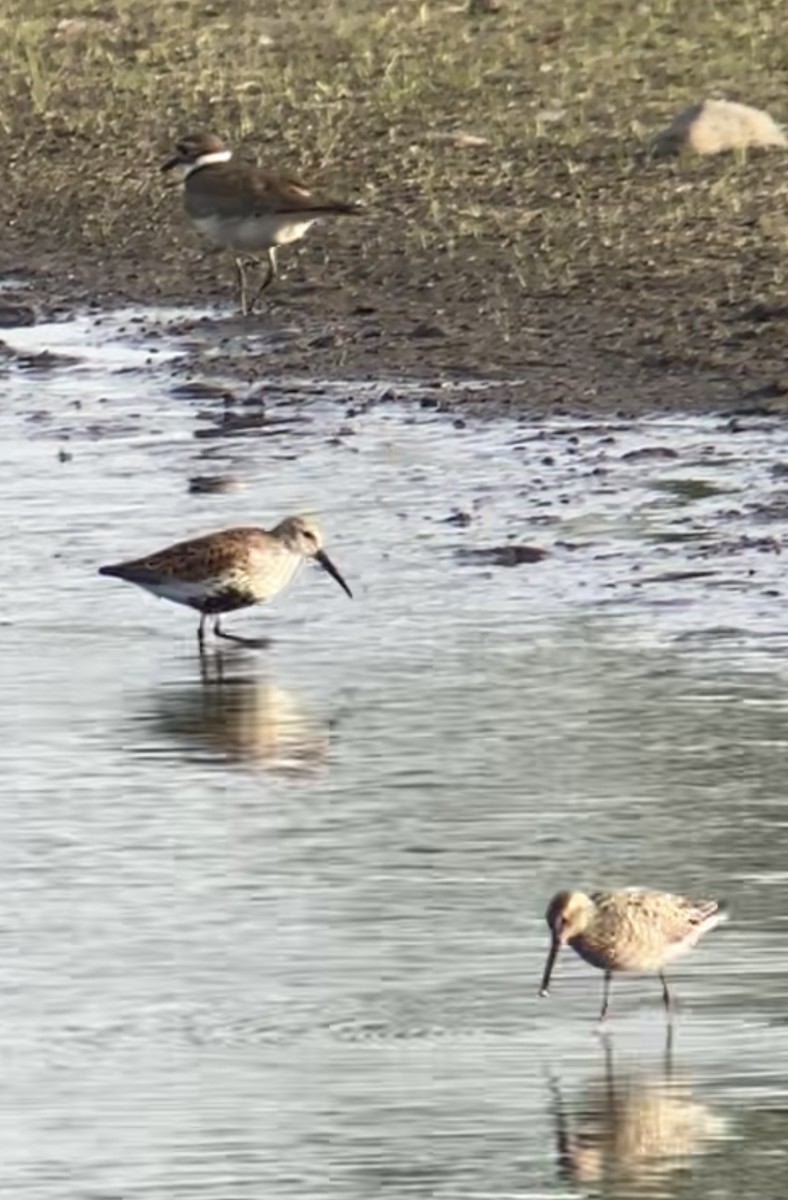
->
{"left": 161, "top": 131, "right": 361, "bottom": 314}
{"left": 538, "top": 888, "right": 728, "bottom": 1021}
{"left": 99, "top": 514, "right": 352, "bottom": 647}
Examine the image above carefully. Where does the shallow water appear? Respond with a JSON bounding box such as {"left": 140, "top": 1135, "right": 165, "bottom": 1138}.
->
{"left": 2, "top": 310, "right": 788, "bottom": 1198}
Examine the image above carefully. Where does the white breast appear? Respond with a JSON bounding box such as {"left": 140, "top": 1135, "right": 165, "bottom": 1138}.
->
{"left": 251, "top": 548, "right": 304, "bottom": 601}
{"left": 193, "top": 214, "right": 319, "bottom": 252}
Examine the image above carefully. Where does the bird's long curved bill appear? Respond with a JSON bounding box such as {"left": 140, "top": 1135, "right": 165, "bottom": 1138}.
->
{"left": 160, "top": 153, "right": 180, "bottom": 172}
{"left": 539, "top": 937, "right": 560, "bottom": 997}
{"left": 316, "top": 550, "right": 352, "bottom": 598}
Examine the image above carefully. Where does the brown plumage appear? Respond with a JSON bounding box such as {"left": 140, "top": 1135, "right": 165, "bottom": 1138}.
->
{"left": 539, "top": 888, "right": 728, "bottom": 1021}
{"left": 162, "top": 132, "right": 361, "bottom": 313}
{"left": 99, "top": 514, "right": 352, "bottom": 647}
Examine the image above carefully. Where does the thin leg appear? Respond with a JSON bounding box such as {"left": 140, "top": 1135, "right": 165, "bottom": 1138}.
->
{"left": 198, "top": 612, "right": 207, "bottom": 648}
{"left": 599, "top": 971, "right": 612, "bottom": 1022}
{"left": 660, "top": 971, "right": 672, "bottom": 1015}
{"left": 213, "top": 616, "right": 271, "bottom": 648}
{"left": 266, "top": 246, "right": 278, "bottom": 288}
{"left": 234, "top": 257, "right": 249, "bottom": 316}
{"left": 249, "top": 248, "right": 277, "bottom": 312}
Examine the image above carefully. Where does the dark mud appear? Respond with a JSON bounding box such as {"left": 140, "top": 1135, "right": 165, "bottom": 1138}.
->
{"left": 2, "top": 250, "right": 782, "bottom": 420}
{"left": 2, "top": 1, "right": 788, "bottom": 415}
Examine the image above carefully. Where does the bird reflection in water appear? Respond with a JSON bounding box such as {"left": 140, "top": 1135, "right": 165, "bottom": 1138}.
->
{"left": 548, "top": 1030, "right": 728, "bottom": 1194}
{"left": 152, "top": 648, "right": 329, "bottom": 775}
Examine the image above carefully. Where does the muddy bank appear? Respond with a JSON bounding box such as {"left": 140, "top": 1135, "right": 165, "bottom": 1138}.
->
{"left": 0, "top": 266, "right": 773, "bottom": 420}
{"left": 2, "top": 0, "right": 788, "bottom": 413}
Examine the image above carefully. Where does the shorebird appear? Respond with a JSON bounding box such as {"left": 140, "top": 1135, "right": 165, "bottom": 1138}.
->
{"left": 161, "top": 131, "right": 361, "bottom": 314}
{"left": 539, "top": 888, "right": 728, "bottom": 1021}
{"left": 99, "top": 515, "right": 352, "bottom": 647}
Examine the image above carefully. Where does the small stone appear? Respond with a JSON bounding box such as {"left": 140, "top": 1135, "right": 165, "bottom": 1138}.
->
{"left": 621, "top": 446, "right": 679, "bottom": 462}
{"left": 188, "top": 475, "right": 243, "bottom": 494}
{"left": 172, "top": 381, "right": 237, "bottom": 402}
{"left": 651, "top": 98, "right": 787, "bottom": 157}
{"left": 0, "top": 303, "right": 36, "bottom": 328}
{"left": 443, "top": 510, "right": 473, "bottom": 527}
{"left": 456, "top": 545, "right": 549, "bottom": 567}
{"left": 410, "top": 322, "right": 446, "bottom": 340}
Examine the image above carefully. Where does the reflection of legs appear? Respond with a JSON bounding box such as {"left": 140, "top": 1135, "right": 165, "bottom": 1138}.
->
{"left": 599, "top": 971, "right": 612, "bottom": 1021}
{"left": 601, "top": 1031, "right": 616, "bottom": 1108}
{"left": 199, "top": 645, "right": 225, "bottom": 684}
{"left": 545, "top": 1074, "right": 573, "bottom": 1183}
{"left": 663, "top": 1019, "right": 675, "bottom": 1079}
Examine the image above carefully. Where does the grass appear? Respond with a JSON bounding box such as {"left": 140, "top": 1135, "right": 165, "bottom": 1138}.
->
{"left": 1, "top": 0, "right": 788, "bottom": 395}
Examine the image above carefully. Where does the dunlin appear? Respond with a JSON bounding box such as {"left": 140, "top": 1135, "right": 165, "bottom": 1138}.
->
{"left": 99, "top": 514, "right": 352, "bottom": 646}
{"left": 539, "top": 888, "right": 727, "bottom": 1020}
{"left": 161, "top": 132, "right": 361, "bottom": 313}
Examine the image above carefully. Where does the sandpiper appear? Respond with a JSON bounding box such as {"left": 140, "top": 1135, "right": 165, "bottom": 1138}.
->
{"left": 539, "top": 888, "right": 727, "bottom": 1021}
{"left": 99, "top": 515, "right": 352, "bottom": 646}
{"left": 161, "top": 132, "right": 361, "bottom": 314}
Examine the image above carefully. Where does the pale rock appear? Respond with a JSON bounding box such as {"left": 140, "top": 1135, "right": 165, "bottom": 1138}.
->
{"left": 651, "top": 98, "right": 787, "bottom": 157}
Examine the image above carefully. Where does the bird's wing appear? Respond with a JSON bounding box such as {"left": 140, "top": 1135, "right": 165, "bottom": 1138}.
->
{"left": 186, "top": 164, "right": 357, "bottom": 217}
{"left": 111, "top": 528, "right": 264, "bottom": 583}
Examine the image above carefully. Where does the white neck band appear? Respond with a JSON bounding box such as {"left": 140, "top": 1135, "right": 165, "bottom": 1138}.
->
{"left": 185, "top": 149, "right": 232, "bottom": 177}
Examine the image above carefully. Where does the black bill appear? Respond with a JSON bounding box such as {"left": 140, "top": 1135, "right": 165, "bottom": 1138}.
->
{"left": 539, "top": 937, "right": 560, "bottom": 997}
{"left": 316, "top": 549, "right": 353, "bottom": 598}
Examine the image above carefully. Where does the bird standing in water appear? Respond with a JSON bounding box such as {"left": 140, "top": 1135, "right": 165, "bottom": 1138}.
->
{"left": 99, "top": 514, "right": 352, "bottom": 647}
{"left": 539, "top": 888, "right": 728, "bottom": 1021}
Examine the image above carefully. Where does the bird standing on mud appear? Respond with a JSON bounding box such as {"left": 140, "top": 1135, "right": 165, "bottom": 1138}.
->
{"left": 99, "top": 514, "right": 352, "bottom": 647}
{"left": 539, "top": 888, "right": 728, "bottom": 1021}
{"left": 162, "top": 132, "right": 361, "bottom": 314}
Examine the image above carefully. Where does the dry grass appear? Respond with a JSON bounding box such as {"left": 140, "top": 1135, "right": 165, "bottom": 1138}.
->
{"left": 1, "top": 0, "right": 788, "bottom": 395}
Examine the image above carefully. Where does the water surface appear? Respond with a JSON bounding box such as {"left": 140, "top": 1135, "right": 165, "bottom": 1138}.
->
{"left": 1, "top": 312, "right": 787, "bottom": 1198}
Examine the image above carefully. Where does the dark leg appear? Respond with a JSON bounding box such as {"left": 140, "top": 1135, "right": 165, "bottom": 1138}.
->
{"left": 198, "top": 612, "right": 207, "bottom": 648}
{"left": 234, "top": 257, "right": 250, "bottom": 316}
{"left": 249, "top": 248, "right": 277, "bottom": 312}
{"left": 213, "top": 616, "right": 271, "bottom": 648}
{"left": 264, "top": 246, "right": 278, "bottom": 289}
{"left": 599, "top": 971, "right": 612, "bottom": 1022}
{"left": 660, "top": 971, "right": 672, "bottom": 1015}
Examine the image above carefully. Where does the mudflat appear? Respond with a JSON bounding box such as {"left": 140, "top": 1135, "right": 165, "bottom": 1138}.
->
{"left": 1, "top": 0, "right": 787, "bottom": 413}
